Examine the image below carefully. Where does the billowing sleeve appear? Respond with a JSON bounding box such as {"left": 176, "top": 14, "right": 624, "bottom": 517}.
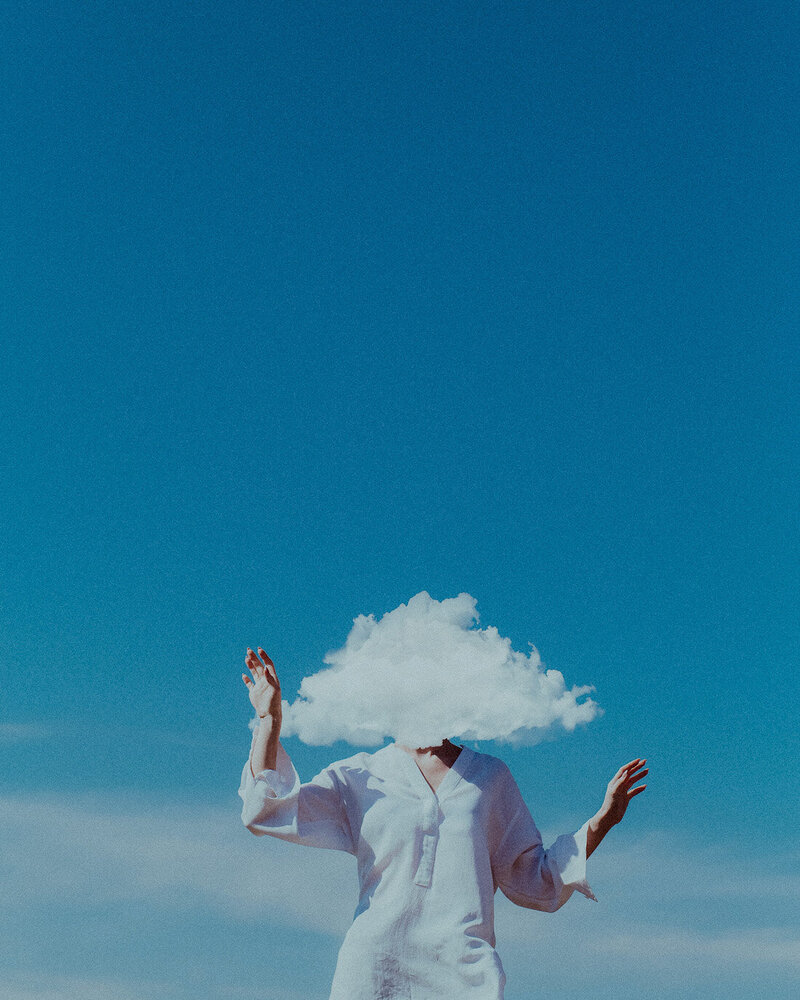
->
{"left": 238, "top": 726, "right": 356, "bottom": 855}
{"left": 490, "top": 762, "right": 597, "bottom": 912}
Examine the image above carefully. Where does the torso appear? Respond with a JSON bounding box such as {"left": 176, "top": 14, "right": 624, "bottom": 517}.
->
{"left": 329, "top": 743, "right": 510, "bottom": 999}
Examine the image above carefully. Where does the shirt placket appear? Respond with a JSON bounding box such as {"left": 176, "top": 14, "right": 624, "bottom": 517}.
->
{"left": 413, "top": 801, "right": 440, "bottom": 887}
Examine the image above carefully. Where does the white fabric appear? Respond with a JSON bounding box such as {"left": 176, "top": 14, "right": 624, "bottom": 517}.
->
{"left": 239, "top": 731, "right": 596, "bottom": 1000}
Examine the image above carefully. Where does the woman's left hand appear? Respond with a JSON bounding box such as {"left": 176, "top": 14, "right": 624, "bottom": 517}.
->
{"left": 599, "top": 758, "right": 648, "bottom": 827}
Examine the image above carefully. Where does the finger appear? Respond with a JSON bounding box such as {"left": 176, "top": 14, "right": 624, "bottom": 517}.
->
{"left": 258, "top": 648, "right": 279, "bottom": 686}
{"left": 246, "top": 648, "right": 263, "bottom": 670}
{"left": 614, "top": 758, "right": 642, "bottom": 780}
{"left": 242, "top": 674, "right": 253, "bottom": 687}
{"left": 625, "top": 767, "right": 649, "bottom": 786}
{"left": 245, "top": 649, "right": 264, "bottom": 681}
{"left": 628, "top": 784, "right": 647, "bottom": 797}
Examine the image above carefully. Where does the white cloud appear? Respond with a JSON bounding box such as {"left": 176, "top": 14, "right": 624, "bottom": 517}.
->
{"left": 577, "top": 828, "right": 800, "bottom": 905}
{"left": 491, "top": 828, "right": 800, "bottom": 999}
{"left": 495, "top": 911, "right": 800, "bottom": 999}
{"left": 277, "top": 591, "right": 600, "bottom": 747}
{"left": 0, "top": 792, "right": 356, "bottom": 935}
{"left": 593, "top": 927, "right": 800, "bottom": 968}
{"left": 3, "top": 790, "right": 798, "bottom": 998}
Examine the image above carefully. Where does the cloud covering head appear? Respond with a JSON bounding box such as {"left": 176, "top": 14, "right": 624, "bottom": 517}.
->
{"left": 278, "top": 592, "right": 600, "bottom": 748}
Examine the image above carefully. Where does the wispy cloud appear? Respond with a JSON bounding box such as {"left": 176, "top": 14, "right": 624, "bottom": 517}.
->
{"left": 0, "top": 973, "right": 313, "bottom": 1000}
{"left": 571, "top": 828, "right": 800, "bottom": 905}
{"left": 0, "top": 973, "right": 165, "bottom": 1000}
{"left": 3, "top": 791, "right": 798, "bottom": 998}
{"left": 593, "top": 927, "right": 800, "bottom": 968}
{"left": 5, "top": 791, "right": 796, "bottom": 963}
{"left": 0, "top": 722, "right": 48, "bottom": 743}
{"left": 1, "top": 792, "right": 355, "bottom": 935}
{"left": 497, "top": 891, "right": 800, "bottom": 971}
{"left": 278, "top": 592, "right": 600, "bottom": 747}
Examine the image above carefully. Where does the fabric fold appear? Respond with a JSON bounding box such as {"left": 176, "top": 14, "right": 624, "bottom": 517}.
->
{"left": 544, "top": 819, "right": 597, "bottom": 906}
{"left": 239, "top": 737, "right": 301, "bottom": 801}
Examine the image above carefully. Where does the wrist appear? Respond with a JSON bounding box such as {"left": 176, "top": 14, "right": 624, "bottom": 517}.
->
{"left": 589, "top": 809, "right": 615, "bottom": 837}
{"left": 585, "top": 808, "right": 614, "bottom": 859}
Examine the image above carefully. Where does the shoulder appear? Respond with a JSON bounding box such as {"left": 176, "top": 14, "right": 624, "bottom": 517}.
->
{"left": 461, "top": 746, "right": 515, "bottom": 789}
{"left": 323, "top": 747, "right": 387, "bottom": 782}
{"left": 465, "top": 750, "right": 530, "bottom": 826}
{"left": 334, "top": 749, "right": 378, "bottom": 770}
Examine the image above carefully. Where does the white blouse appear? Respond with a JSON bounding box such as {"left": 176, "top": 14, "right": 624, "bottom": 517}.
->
{"left": 239, "top": 731, "right": 596, "bottom": 1000}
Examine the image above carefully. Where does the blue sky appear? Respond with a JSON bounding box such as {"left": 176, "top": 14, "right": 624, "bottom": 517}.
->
{"left": 2, "top": 1, "right": 798, "bottom": 997}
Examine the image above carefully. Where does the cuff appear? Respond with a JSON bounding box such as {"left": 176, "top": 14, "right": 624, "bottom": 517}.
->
{"left": 238, "top": 739, "right": 300, "bottom": 801}
{"left": 547, "top": 820, "right": 597, "bottom": 902}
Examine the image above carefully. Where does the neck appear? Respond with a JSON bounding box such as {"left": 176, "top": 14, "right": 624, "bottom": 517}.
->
{"left": 396, "top": 738, "right": 459, "bottom": 759}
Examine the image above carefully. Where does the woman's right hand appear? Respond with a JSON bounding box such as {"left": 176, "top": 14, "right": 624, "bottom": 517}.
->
{"left": 242, "top": 647, "right": 282, "bottom": 723}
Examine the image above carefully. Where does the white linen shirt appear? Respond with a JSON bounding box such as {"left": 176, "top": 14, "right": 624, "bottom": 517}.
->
{"left": 239, "top": 733, "right": 596, "bottom": 1000}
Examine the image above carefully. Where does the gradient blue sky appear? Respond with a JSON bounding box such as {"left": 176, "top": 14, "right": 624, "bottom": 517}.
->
{"left": 2, "top": 2, "right": 798, "bottom": 998}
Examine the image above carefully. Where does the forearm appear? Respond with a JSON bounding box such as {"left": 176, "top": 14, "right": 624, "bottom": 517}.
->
{"left": 250, "top": 714, "right": 281, "bottom": 775}
{"left": 585, "top": 809, "right": 615, "bottom": 858}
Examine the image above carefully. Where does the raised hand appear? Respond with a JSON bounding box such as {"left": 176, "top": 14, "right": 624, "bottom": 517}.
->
{"left": 242, "top": 647, "right": 282, "bottom": 722}
{"left": 599, "top": 758, "right": 648, "bottom": 827}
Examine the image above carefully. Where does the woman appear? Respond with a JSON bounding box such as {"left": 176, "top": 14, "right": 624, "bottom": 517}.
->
{"left": 239, "top": 647, "right": 647, "bottom": 1000}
